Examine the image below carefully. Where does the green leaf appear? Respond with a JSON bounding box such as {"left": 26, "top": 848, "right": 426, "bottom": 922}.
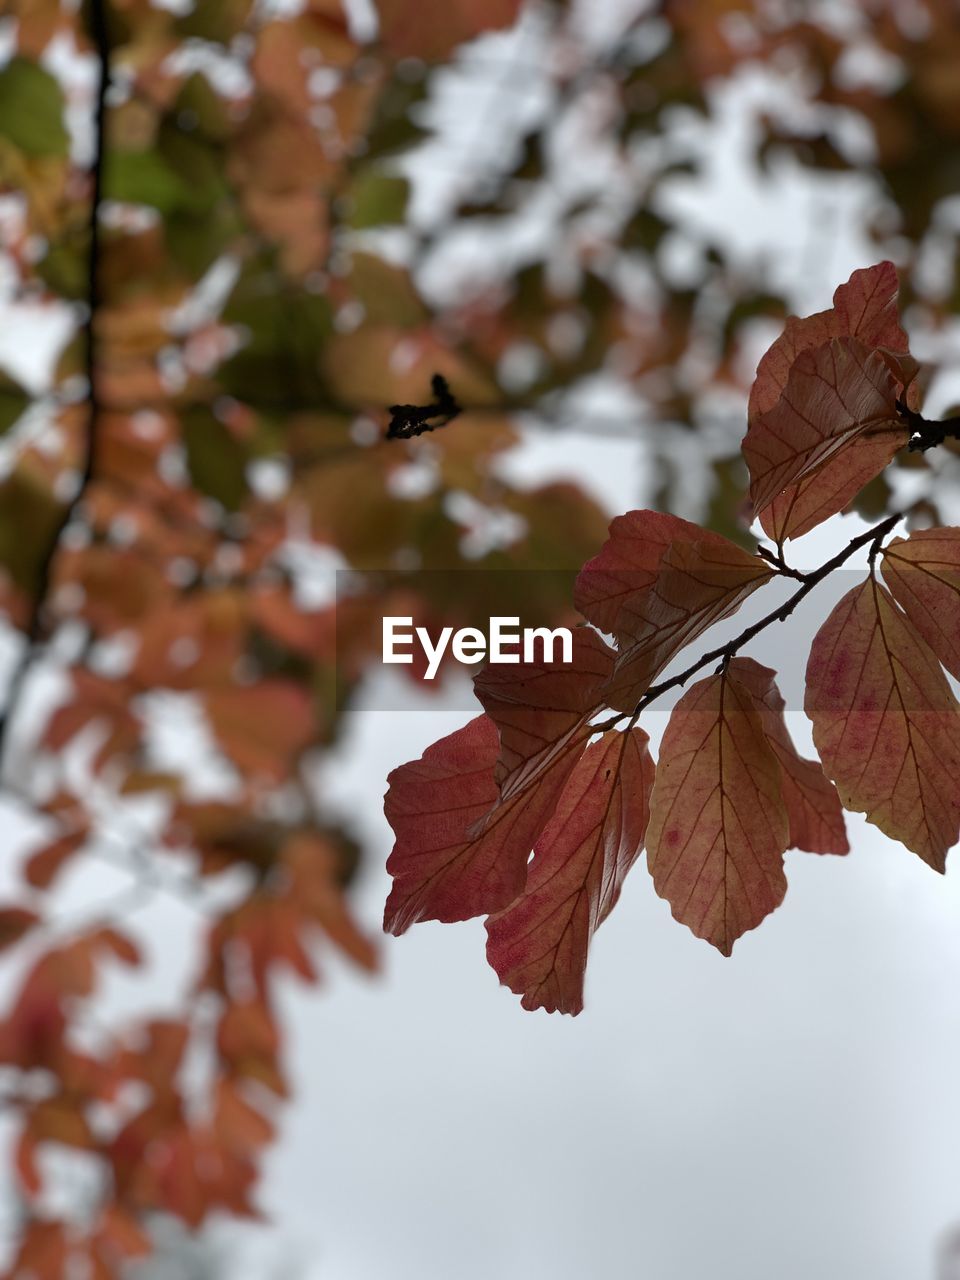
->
{"left": 348, "top": 170, "right": 410, "bottom": 229}
{"left": 0, "top": 468, "right": 62, "bottom": 594}
{"left": 347, "top": 253, "right": 426, "bottom": 328}
{"left": 104, "top": 150, "right": 192, "bottom": 215}
{"left": 180, "top": 407, "right": 249, "bottom": 512}
{"left": 0, "top": 58, "right": 69, "bottom": 157}
{"left": 0, "top": 370, "right": 30, "bottom": 435}
{"left": 219, "top": 264, "right": 333, "bottom": 406}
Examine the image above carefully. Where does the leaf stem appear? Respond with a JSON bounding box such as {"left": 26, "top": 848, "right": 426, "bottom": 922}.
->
{"left": 0, "top": 0, "right": 110, "bottom": 775}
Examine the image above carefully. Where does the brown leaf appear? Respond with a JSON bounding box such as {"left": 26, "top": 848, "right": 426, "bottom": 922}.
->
{"left": 805, "top": 577, "right": 960, "bottom": 871}
{"left": 880, "top": 527, "right": 960, "bottom": 681}
{"left": 645, "top": 659, "right": 790, "bottom": 954}
{"left": 732, "top": 658, "right": 848, "bottom": 855}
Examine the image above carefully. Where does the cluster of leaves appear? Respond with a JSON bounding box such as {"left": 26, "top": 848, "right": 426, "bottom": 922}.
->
{"left": 0, "top": 0, "right": 613, "bottom": 1271}
{"left": 384, "top": 261, "right": 960, "bottom": 1013}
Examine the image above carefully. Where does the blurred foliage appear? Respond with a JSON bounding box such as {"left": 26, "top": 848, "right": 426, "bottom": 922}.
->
{"left": 0, "top": 0, "right": 958, "bottom": 1272}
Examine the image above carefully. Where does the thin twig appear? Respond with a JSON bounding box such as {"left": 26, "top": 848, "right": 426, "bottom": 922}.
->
{"left": 595, "top": 512, "right": 902, "bottom": 732}
{"left": 0, "top": 0, "right": 110, "bottom": 774}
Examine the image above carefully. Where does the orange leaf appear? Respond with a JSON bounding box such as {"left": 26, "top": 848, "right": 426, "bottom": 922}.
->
{"left": 214, "top": 1075, "right": 275, "bottom": 1153}
{"left": 880, "top": 527, "right": 960, "bottom": 680}
{"left": 485, "top": 727, "right": 654, "bottom": 1014}
{"left": 281, "top": 834, "right": 378, "bottom": 972}
{"left": 645, "top": 660, "right": 790, "bottom": 954}
{"left": 205, "top": 681, "right": 315, "bottom": 780}
{"left": 805, "top": 578, "right": 960, "bottom": 871}
{"left": 23, "top": 829, "right": 87, "bottom": 889}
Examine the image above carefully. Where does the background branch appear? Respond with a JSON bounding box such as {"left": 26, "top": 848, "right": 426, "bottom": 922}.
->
{"left": 0, "top": 0, "right": 110, "bottom": 774}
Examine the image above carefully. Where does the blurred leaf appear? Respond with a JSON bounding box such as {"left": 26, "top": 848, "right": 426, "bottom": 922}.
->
{"left": 181, "top": 408, "right": 250, "bottom": 511}
{"left": 347, "top": 168, "right": 410, "bottom": 228}
{"left": 0, "top": 369, "right": 30, "bottom": 434}
{"left": 0, "top": 58, "right": 68, "bottom": 157}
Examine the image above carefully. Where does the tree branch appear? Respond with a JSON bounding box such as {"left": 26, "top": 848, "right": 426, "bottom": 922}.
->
{"left": 604, "top": 512, "right": 902, "bottom": 731}
{"left": 897, "top": 398, "right": 960, "bottom": 452}
{"left": 0, "top": 0, "right": 110, "bottom": 774}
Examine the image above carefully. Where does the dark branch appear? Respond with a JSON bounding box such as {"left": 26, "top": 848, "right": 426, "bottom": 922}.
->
{"left": 606, "top": 512, "right": 902, "bottom": 731}
{"left": 897, "top": 399, "right": 960, "bottom": 453}
{"left": 0, "top": 0, "right": 110, "bottom": 771}
{"left": 386, "top": 373, "right": 461, "bottom": 440}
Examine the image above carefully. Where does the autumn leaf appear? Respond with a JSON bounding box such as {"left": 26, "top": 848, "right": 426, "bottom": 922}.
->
{"left": 384, "top": 713, "right": 583, "bottom": 933}
{"left": 745, "top": 261, "right": 914, "bottom": 541}
{"left": 645, "top": 659, "right": 790, "bottom": 954}
{"left": 731, "top": 658, "right": 848, "bottom": 855}
{"left": 757, "top": 426, "right": 909, "bottom": 544}
{"left": 574, "top": 509, "right": 727, "bottom": 639}
{"left": 22, "top": 828, "right": 88, "bottom": 889}
{"left": 743, "top": 336, "right": 904, "bottom": 522}
{"left": 880, "top": 528, "right": 960, "bottom": 681}
{"left": 748, "top": 261, "right": 909, "bottom": 424}
{"left": 375, "top": 0, "right": 523, "bottom": 60}
{"left": 600, "top": 535, "right": 773, "bottom": 713}
{"left": 473, "top": 624, "right": 614, "bottom": 797}
{"left": 485, "top": 727, "right": 654, "bottom": 1015}
{"left": 805, "top": 577, "right": 960, "bottom": 871}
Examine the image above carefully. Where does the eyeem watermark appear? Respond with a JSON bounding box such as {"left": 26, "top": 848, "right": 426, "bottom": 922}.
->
{"left": 383, "top": 616, "right": 573, "bottom": 680}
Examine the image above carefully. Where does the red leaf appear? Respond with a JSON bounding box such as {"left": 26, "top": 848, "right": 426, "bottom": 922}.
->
{"left": 880, "top": 528, "right": 960, "bottom": 681}
{"left": 281, "top": 833, "right": 379, "bottom": 972}
{"left": 645, "top": 659, "right": 790, "bottom": 954}
{"left": 485, "top": 727, "right": 654, "bottom": 1014}
{"left": 574, "top": 509, "right": 727, "bottom": 639}
{"left": 744, "top": 336, "right": 903, "bottom": 522}
{"left": 473, "top": 625, "right": 615, "bottom": 797}
{"left": 805, "top": 578, "right": 960, "bottom": 871}
{"left": 749, "top": 261, "right": 908, "bottom": 424}
{"left": 732, "top": 658, "right": 848, "bottom": 855}
{"left": 746, "top": 261, "right": 913, "bottom": 541}
{"left": 758, "top": 425, "right": 909, "bottom": 544}
{"left": 600, "top": 536, "right": 773, "bottom": 713}
{"left": 383, "top": 714, "right": 581, "bottom": 933}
